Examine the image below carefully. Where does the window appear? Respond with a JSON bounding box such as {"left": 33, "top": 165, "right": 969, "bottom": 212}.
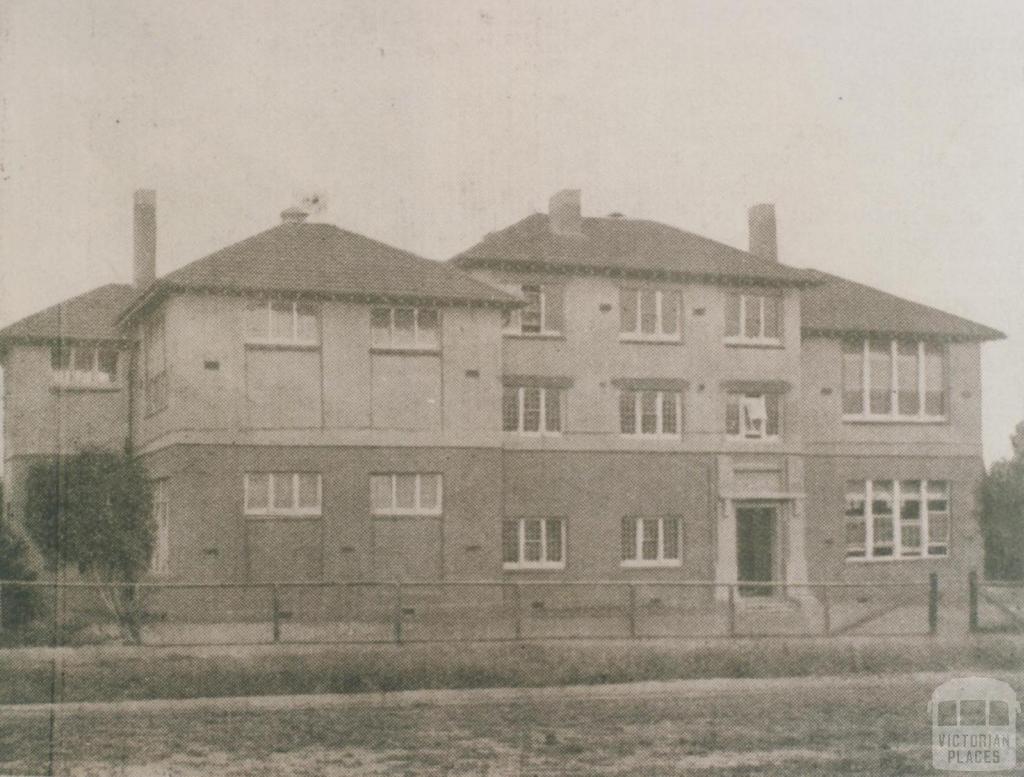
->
{"left": 502, "top": 517, "right": 565, "bottom": 569}
{"left": 619, "top": 390, "right": 682, "bottom": 436}
{"left": 244, "top": 473, "right": 322, "bottom": 516}
{"left": 150, "top": 480, "right": 170, "bottom": 576}
{"left": 370, "top": 473, "right": 442, "bottom": 515}
{"left": 621, "top": 516, "right": 682, "bottom": 566}
{"left": 842, "top": 339, "right": 946, "bottom": 420}
{"left": 51, "top": 344, "right": 119, "bottom": 386}
{"left": 371, "top": 307, "right": 440, "bottom": 350}
{"left": 726, "top": 393, "right": 781, "bottom": 440}
{"left": 245, "top": 299, "right": 319, "bottom": 345}
{"left": 724, "top": 292, "right": 783, "bottom": 344}
{"left": 144, "top": 316, "right": 168, "bottom": 414}
{"left": 503, "top": 284, "right": 564, "bottom": 336}
{"left": 503, "top": 386, "right": 562, "bottom": 434}
{"left": 619, "top": 288, "right": 682, "bottom": 341}
{"left": 845, "top": 479, "right": 950, "bottom": 560}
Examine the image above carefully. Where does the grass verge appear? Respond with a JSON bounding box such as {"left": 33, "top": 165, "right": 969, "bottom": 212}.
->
{"left": 1, "top": 636, "right": 1022, "bottom": 705}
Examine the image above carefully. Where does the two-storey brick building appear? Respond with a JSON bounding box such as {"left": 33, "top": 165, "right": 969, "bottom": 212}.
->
{"left": 0, "top": 189, "right": 1004, "bottom": 601}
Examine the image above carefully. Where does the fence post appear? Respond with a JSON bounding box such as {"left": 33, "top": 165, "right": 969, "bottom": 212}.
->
{"left": 393, "top": 583, "right": 403, "bottom": 644}
{"left": 928, "top": 572, "right": 939, "bottom": 636}
{"left": 513, "top": 583, "right": 522, "bottom": 640}
{"left": 968, "top": 570, "right": 979, "bottom": 633}
{"left": 627, "top": 584, "right": 637, "bottom": 638}
{"left": 727, "top": 584, "right": 737, "bottom": 637}
{"left": 0, "top": 582, "right": 4, "bottom": 634}
{"left": 821, "top": 585, "right": 831, "bottom": 636}
{"left": 271, "top": 585, "right": 281, "bottom": 643}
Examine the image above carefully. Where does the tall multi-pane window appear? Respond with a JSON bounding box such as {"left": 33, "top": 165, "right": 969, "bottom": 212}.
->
{"left": 621, "top": 516, "right": 682, "bottom": 566}
{"left": 619, "top": 390, "right": 682, "bottom": 437}
{"left": 725, "top": 393, "right": 781, "bottom": 440}
{"left": 845, "top": 479, "right": 950, "bottom": 560}
{"left": 502, "top": 385, "right": 562, "bottom": 434}
{"left": 150, "top": 480, "right": 170, "bottom": 576}
{"left": 144, "top": 315, "right": 168, "bottom": 414}
{"left": 244, "top": 473, "right": 323, "bottom": 516}
{"left": 371, "top": 307, "right": 440, "bottom": 350}
{"left": 724, "top": 292, "right": 783, "bottom": 344}
{"left": 245, "top": 299, "right": 319, "bottom": 345}
{"left": 842, "top": 339, "right": 946, "bottom": 420}
{"left": 619, "top": 288, "right": 683, "bottom": 341}
{"left": 502, "top": 517, "right": 565, "bottom": 569}
{"left": 370, "top": 473, "right": 442, "bottom": 516}
{"left": 51, "top": 344, "right": 119, "bottom": 387}
{"left": 503, "top": 284, "right": 564, "bottom": 335}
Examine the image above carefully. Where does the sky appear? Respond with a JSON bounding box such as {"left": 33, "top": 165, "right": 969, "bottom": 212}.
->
{"left": 0, "top": 0, "right": 1022, "bottom": 462}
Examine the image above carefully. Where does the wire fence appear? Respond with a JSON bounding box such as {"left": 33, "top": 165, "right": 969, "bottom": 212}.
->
{"left": 0, "top": 576, "right": 940, "bottom": 647}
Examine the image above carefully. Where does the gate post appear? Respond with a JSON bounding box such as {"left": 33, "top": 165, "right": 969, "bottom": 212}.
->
{"left": 821, "top": 585, "right": 831, "bottom": 636}
{"left": 271, "top": 585, "right": 281, "bottom": 643}
{"left": 627, "top": 584, "right": 637, "bottom": 638}
{"left": 727, "top": 584, "right": 737, "bottom": 637}
{"left": 928, "top": 573, "right": 939, "bottom": 636}
{"left": 513, "top": 583, "right": 522, "bottom": 640}
{"left": 968, "top": 570, "right": 979, "bottom": 633}
{"left": 393, "top": 583, "right": 403, "bottom": 644}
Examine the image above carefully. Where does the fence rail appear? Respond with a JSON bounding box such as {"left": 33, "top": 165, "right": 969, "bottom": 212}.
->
{"left": 0, "top": 575, "right": 941, "bottom": 647}
{"left": 969, "top": 571, "right": 1024, "bottom": 634}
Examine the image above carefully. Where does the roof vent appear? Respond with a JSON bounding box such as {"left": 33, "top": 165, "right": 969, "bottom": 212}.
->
{"left": 281, "top": 206, "right": 309, "bottom": 225}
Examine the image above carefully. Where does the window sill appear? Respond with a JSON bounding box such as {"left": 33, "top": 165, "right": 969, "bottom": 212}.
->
{"left": 50, "top": 383, "right": 121, "bottom": 393}
{"left": 503, "top": 563, "right": 566, "bottom": 571}
{"left": 244, "top": 512, "right": 323, "bottom": 520}
{"left": 845, "top": 554, "right": 950, "bottom": 564}
{"left": 725, "top": 436, "right": 781, "bottom": 444}
{"left": 620, "top": 560, "right": 682, "bottom": 568}
{"left": 245, "top": 340, "right": 320, "bottom": 351}
{"left": 724, "top": 338, "right": 784, "bottom": 349}
{"left": 370, "top": 346, "right": 441, "bottom": 357}
{"left": 618, "top": 336, "right": 683, "bottom": 346}
{"left": 502, "top": 332, "right": 565, "bottom": 341}
{"left": 503, "top": 431, "right": 563, "bottom": 438}
{"left": 619, "top": 433, "right": 683, "bottom": 440}
{"left": 372, "top": 511, "right": 443, "bottom": 519}
{"left": 842, "top": 415, "right": 948, "bottom": 425}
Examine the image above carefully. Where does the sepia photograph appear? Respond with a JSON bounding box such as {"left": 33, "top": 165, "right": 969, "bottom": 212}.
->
{"left": 0, "top": 1, "right": 1022, "bottom": 774}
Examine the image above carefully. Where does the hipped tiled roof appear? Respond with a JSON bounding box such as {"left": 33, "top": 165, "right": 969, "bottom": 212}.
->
{"left": 0, "top": 283, "right": 136, "bottom": 344}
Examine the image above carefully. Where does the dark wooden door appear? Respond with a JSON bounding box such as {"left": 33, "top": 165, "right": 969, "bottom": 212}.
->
{"left": 736, "top": 506, "right": 775, "bottom": 596}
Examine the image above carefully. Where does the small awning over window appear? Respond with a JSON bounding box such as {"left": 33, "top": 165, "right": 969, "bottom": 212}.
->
{"left": 502, "top": 374, "right": 574, "bottom": 389}
{"left": 720, "top": 379, "right": 792, "bottom": 394}
{"left": 611, "top": 377, "right": 690, "bottom": 392}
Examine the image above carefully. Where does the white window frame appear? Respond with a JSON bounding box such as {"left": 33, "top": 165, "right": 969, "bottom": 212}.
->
{"left": 724, "top": 292, "right": 783, "bottom": 346}
{"left": 370, "top": 473, "right": 443, "bottom": 516}
{"left": 244, "top": 473, "right": 323, "bottom": 517}
{"left": 842, "top": 339, "right": 947, "bottom": 422}
{"left": 503, "top": 517, "right": 566, "bottom": 570}
{"left": 245, "top": 299, "right": 320, "bottom": 346}
{"left": 845, "top": 479, "right": 950, "bottom": 561}
{"left": 503, "top": 284, "right": 563, "bottom": 337}
{"left": 620, "top": 516, "right": 682, "bottom": 568}
{"left": 726, "top": 393, "right": 781, "bottom": 441}
{"left": 150, "top": 480, "right": 170, "bottom": 576}
{"left": 503, "top": 386, "right": 563, "bottom": 435}
{"left": 620, "top": 390, "right": 682, "bottom": 437}
{"left": 51, "top": 344, "right": 120, "bottom": 387}
{"left": 371, "top": 307, "right": 441, "bottom": 351}
{"left": 619, "top": 288, "right": 683, "bottom": 343}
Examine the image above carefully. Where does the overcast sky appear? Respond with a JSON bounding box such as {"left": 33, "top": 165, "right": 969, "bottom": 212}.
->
{"left": 1, "top": 0, "right": 1021, "bottom": 462}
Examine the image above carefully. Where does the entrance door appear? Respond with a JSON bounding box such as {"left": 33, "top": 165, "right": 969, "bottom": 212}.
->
{"left": 736, "top": 505, "right": 776, "bottom": 596}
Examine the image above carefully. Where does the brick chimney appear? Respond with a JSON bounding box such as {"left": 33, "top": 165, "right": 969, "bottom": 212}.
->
{"left": 549, "top": 189, "right": 582, "bottom": 235}
{"left": 748, "top": 203, "right": 777, "bottom": 262}
{"left": 133, "top": 189, "right": 157, "bottom": 288}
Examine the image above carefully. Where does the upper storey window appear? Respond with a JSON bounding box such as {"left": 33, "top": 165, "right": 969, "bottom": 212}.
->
{"left": 619, "top": 287, "right": 683, "bottom": 342}
{"left": 842, "top": 339, "right": 946, "bottom": 421}
{"left": 371, "top": 307, "right": 440, "bottom": 351}
{"left": 245, "top": 299, "right": 319, "bottom": 346}
{"left": 620, "top": 389, "right": 682, "bottom": 437}
{"left": 51, "top": 344, "right": 119, "bottom": 387}
{"left": 503, "top": 284, "right": 564, "bottom": 337}
{"left": 726, "top": 393, "right": 781, "bottom": 441}
{"left": 144, "top": 316, "right": 168, "bottom": 414}
{"left": 724, "top": 291, "right": 783, "bottom": 345}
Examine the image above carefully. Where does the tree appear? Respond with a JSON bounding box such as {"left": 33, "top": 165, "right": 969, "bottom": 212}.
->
{"left": 0, "top": 481, "right": 41, "bottom": 631}
{"left": 23, "top": 449, "right": 154, "bottom": 642}
{"left": 979, "top": 421, "right": 1024, "bottom": 580}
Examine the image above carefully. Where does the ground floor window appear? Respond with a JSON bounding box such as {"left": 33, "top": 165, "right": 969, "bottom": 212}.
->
{"left": 370, "top": 473, "right": 442, "bottom": 516}
{"left": 502, "top": 517, "right": 565, "bottom": 569}
{"left": 845, "top": 479, "right": 949, "bottom": 559}
{"left": 150, "top": 479, "right": 170, "bottom": 575}
{"left": 621, "top": 516, "right": 682, "bottom": 566}
{"left": 244, "top": 473, "right": 322, "bottom": 516}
